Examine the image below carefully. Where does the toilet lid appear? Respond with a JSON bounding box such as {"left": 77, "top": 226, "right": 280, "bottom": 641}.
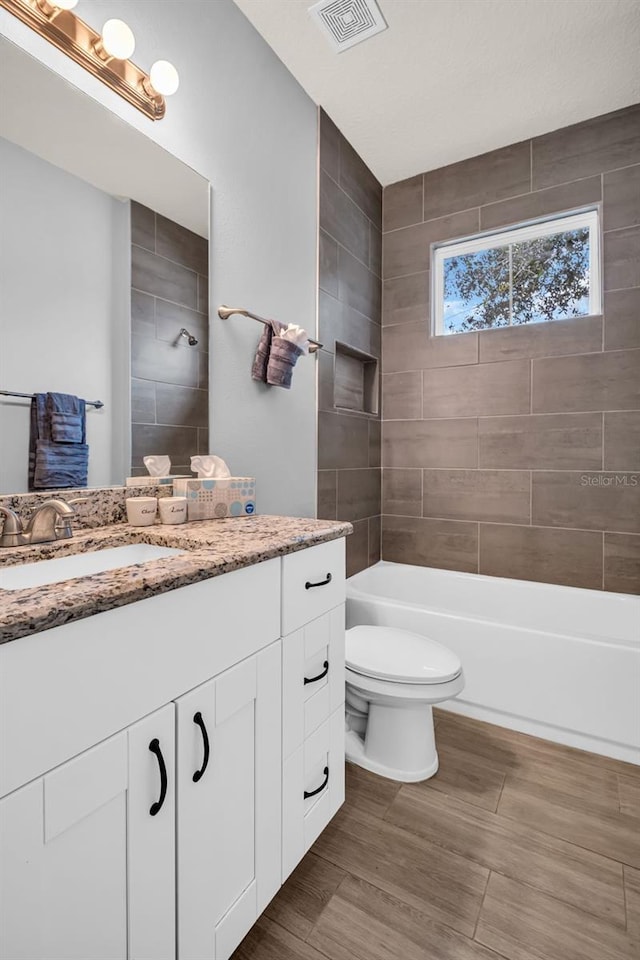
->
{"left": 346, "top": 626, "right": 462, "bottom": 684}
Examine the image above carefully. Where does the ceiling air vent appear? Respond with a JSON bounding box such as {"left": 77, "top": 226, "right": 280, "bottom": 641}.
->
{"left": 309, "top": 0, "right": 388, "bottom": 53}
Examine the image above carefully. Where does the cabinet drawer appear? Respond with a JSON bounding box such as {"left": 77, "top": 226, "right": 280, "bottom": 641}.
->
{"left": 282, "top": 605, "right": 345, "bottom": 759}
{"left": 281, "top": 538, "right": 345, "bottom": 635}
{"left": 282, "top": 706, "right": 345, "bottom": 882}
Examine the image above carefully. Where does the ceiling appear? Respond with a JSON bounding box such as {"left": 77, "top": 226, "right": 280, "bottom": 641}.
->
{"left": 234, "top": 0, "right": 640, "bottom": 185}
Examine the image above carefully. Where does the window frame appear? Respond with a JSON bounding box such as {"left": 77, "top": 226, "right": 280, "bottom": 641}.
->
{"left": 431, "top": 208, "right": 602, "bottom": 336}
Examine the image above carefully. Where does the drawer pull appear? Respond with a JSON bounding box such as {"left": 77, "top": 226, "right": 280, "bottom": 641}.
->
{"left": 192, "top": 711, "right": 210, "bottom": 783}
{"left": 305, "top": 572, "right": 332, "bottom": 590}
{"left": 149, "top": 739, "right": 168, "bottom": 817}
{"left": 304, "top": 660, "right": 329, "bottom": 686}
{"left": 304, "top": 766, "right": 329, "bottom": 799}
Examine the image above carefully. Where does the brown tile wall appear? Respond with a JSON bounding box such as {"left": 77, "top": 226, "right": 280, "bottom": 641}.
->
{"left": 317, "top": 110, "right": 383, "bottom": 576}
{"left": 381, "top": 105, "right": 640, "bottom": 593}
{"left": 130, "top": 202, "right": 209, "bottom": 476}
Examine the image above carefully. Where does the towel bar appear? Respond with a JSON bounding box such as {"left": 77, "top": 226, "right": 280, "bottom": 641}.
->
{"left": 0, "top": 390, "right": 104, "bottom": 409}
{"left": 218, "top": 305, "right": 324, "bottom": 353}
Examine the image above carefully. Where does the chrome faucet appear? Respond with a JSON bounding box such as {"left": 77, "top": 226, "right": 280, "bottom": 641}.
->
{"left": 0, "top": 498, "right": 82, "bottom": 548}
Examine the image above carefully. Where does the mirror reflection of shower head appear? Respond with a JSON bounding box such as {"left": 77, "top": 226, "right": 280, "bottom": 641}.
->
{"left": 179, "top": 327, "right": 198, "bottom": 346}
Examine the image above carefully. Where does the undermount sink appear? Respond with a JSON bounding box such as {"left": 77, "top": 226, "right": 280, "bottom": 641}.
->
{"left": 0, "top": 544, "right": 187, "bottom": 591}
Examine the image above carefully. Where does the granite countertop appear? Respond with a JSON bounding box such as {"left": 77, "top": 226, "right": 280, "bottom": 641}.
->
{"left": 0, "top": 516, "right": 352, "bottom": 644}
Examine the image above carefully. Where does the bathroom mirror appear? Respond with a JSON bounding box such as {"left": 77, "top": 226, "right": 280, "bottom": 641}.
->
{"left": 0, "top": 36, "right": 211, "bottom": 494}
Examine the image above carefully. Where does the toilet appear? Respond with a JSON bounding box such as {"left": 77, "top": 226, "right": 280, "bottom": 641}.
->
{"left": 345, "top": 625, "right": 464, "bottom": 782}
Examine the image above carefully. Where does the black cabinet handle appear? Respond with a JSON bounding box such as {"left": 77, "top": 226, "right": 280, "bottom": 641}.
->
{"left": 305, "top": 572, "right": 332, "bottom": 590}
{"left": 304, "top": 660, "right": 329, "bottom": 685}
{"left": 192, "top": 711, "right": 210, "bottom": 783}
{"left": 149, "top": 738, "right": 168, "bottom": 816}
{"left": 304, "top": 766, "right": 329, "bottom": 799}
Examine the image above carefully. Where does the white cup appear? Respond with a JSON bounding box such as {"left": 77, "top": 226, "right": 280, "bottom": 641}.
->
{"left": 126, "top": 496, "right": 158, "bottom": 526}
{"left": 158, "top": 496, "right": 187, "bottom": 525}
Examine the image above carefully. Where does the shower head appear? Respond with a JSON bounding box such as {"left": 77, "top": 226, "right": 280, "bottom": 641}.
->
{"left": 179, "top": 327, "right": 198, "bottom": 346}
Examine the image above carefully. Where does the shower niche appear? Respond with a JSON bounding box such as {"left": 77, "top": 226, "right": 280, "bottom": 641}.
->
{"left": 334, "top": 342, "right": 379, "bottom": 416}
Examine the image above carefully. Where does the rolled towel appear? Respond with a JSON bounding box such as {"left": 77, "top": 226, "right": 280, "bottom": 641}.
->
{"left": 251, "top": 319, "right": 285, "bottom": 383}
{"left": 266, "top": 336, "right": 304, "bottom": 389}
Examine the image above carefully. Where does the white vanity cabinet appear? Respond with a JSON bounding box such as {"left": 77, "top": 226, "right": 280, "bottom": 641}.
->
{"left": 0, "top": 704, "right": 176, "bottom": 960}
{"left": 0, "top": 537, "right": 346, "bottom": 960}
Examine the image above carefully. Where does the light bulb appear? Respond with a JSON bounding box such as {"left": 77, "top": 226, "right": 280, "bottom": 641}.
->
{"left": 149, "top": 60, "right": 180, "bottom": 96}
{"left": 52, "top": 0, "right": 79, "bottom": 9}
{"left": 100, "top": 19, "right": 135, "bottom": 60}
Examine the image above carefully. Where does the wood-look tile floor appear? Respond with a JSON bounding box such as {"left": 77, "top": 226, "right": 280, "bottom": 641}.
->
{"left": 232, "top": 710, "right": 640, "bottom": 960}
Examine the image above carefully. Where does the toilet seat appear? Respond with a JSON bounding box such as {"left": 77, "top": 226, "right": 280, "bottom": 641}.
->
{"left": 346, "top": 625, "right": 462, "bottom": 685}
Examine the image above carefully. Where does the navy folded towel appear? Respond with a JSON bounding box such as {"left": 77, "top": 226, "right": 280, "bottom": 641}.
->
{"left": 29, "top": 392, "right": 88, "bottom": 490}
{"left": 51, "top": 411, "right": 84, "bottom": 443}
{"left": 33, "top": 440, "right": 90, "bottom": 489}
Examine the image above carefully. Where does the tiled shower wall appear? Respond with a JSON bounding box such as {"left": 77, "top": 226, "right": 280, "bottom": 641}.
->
{"left": 130, "top": 202, "right": 209, "bottom": 476}
{"left": 317, "top": 110, "right": 383, "bottom": 576}
{"left": 381, "top": 105, "right": 640, "bottom": 594}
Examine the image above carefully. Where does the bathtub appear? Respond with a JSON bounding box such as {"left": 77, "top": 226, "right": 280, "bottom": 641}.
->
{"left": 347, "top": 562, "right": 640, "bottom": 764}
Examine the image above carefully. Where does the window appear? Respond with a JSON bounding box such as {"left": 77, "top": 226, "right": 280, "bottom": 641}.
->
{"left": 432, "top": 209, "right": 601, "bottom": 336}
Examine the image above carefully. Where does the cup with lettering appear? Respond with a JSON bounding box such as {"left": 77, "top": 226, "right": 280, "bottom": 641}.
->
{"left": 126, "top": 496, "right": 158, "bottom": 526}
{"left": 158, "top": 496, "right": 188, "bottom": 525}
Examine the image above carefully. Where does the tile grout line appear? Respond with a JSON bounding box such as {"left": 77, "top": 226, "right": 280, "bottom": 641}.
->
{"left": 131, "top": 241, "right": 204, "bottom": 281}
{"left": 384, "top": 510, "right": 637, "bottom": 534}
{"left": 132, "top": 286, "right": 208, "bottom": 320}
{"left": 321, "top": 225, "right": 381, "bottom": 284}
{"left": 379, "top": 341, "right": 634, "bottom": 375}
{"left": 495, "top": 770, "right": 508, "bottom": 813}
{"left": 383, "top": 160, "right": 640, "bottom": 238}
{"left": 493, "top": 797, "right": 636, "bottom": 867}
{"left": 322, "top": 146, "right": 382, "bottom": 232}
{"left": 529, "top": 139, "right": 533, "bottom": 192}
{"left": 623, "top": 867, "right": 630, "bottom": 933}
{"left": 472, "top": 868, "right": 493, "bottom": 942}
{"left": 384, "top": 176, "right": 559, "bottom": 237}
{"left": 301, "top": 873, "right": 352, "bottom": 953}
{"left": 382, "top": 407, "right": 640, "bottom": 422}
{"left": 617, "top": 774, "right": 625, "bottom": 816}
{"left": 381, "top": 466, "right": 640, "bottom": 475}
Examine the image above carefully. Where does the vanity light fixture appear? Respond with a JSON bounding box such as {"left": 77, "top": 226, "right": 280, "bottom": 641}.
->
{"left": 0, "top": 0, "right": 179, "bottom": 121}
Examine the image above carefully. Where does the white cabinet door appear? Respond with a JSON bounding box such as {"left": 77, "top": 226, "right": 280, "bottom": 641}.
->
{"left": 176, "top": 641, "right": 281, "bottom": 960}
{"left": 0, "top": 705, "right": 175, "bottom": 960}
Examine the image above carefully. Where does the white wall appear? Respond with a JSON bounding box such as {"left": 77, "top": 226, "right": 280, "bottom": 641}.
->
{"left": 0, "top": 0, "right": 319, "bottom": 517}
{"left": 0, "top": 137, "right": 123, "bottom": 494}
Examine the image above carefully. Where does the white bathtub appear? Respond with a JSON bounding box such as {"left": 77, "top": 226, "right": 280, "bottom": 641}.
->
{"left": 347, "top": 561, "right": 640, "bottom": 764}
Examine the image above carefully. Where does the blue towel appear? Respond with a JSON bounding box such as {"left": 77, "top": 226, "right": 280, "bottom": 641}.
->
{"left": 51, "top": 411, "right": 84, "bottom": 443}
{"left": 33, "top": 440, "right": 89, "bottom": 489}
{"left": 29, "top": 392, "right": 88, "bottom": 490}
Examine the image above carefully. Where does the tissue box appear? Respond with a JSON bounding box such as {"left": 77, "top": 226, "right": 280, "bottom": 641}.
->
{"left": 125, "top": 476, "right": 189, "bottom": 487}
{"left": 173, "top": 477, "right": 256, "bottom": 521}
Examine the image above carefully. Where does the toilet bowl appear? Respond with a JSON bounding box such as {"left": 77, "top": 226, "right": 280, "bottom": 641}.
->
{"left": 345, "top": 625, "right": 464, "bottom": 782}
